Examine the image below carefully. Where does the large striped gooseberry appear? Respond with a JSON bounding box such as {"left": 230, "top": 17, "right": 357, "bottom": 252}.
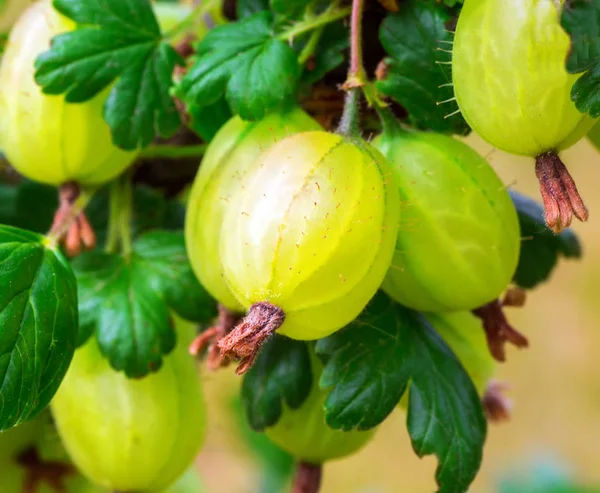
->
{"left": 216, "top": 131, "right": 400, "bottom": 372}
{"left": 452, "top": 0, "right": 595, "bottom": 232}
{"left": 373, "top": 127, "right": 520, "bottom": 313}
{"left": 0, "top": 0, "right": 137, "bottom": 187}
{"left": 185, "top": 109, "right": 321, "bottom": 312}
{"left": 50, "top": 314, "right": 206, "bottom": 492}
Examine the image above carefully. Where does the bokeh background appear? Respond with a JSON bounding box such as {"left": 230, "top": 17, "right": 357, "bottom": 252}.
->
{"left": 193, "top": 133, "right": 600, "bottom": 493}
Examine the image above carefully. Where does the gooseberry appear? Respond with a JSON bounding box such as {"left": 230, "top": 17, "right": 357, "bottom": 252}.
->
{"left": 0, "top": 0, "right": 137, "bottom": 187}
{"left": 373, "top": 127, "right": 520, "bottom": 313}
{"left": 216, "top": 131, "right": 400, "bottom": 372}
{"left": 185, "top": 109, "right": 321, "bottom": 312}
{"left": 452, "top": 0, "right": 596, "bottom": 232}
{"left": 50, "top": 314, "right": 207, "bottom": 492}
{"left": 0, "top": 0, "right": 35, "bottom": 33}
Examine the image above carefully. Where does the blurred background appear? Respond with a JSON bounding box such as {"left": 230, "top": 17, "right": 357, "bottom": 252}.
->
{"left": 193, "top": 134, "right": 600, "bottom": 492}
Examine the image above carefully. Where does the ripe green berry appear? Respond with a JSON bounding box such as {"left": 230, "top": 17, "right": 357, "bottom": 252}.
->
{"left": 373, "top": 128, "right": 520, "bottom": 313}
{"left": 265, "top": 350, "right": 376, "bottom": 464}
{"left": 50, "top": 314, "right": 206, "bottom": 492}
{"left": 0, "top": 0, "right": 35, "bottom": 33}
{"left": 217, "top": 131, "right": 400, "bottom": 372}
{"left": 186, "top": 109, "right": 321, "bottom": 312}
{"left": 0, "top": 0, "right": 137, "bottom": 187}
{"left": 452, "top": 0, "right": 594, "bottom": 232}
{"left": 399, "top": 311, "right": 496, "bottom": 410}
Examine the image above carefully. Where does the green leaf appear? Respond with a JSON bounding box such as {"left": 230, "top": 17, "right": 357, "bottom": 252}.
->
{"left": 241, "top": 335, "right": 312, "bottom": 431}
{"left": 174, "top": 12, "right": 301, "bottom": 121}
{"left": 0, "top": 181, "right": 185, "bottom": 245}
{"left": 0, "top": 181, "right": 57, "bottom": 234}
{"left": 377, "top": 0, "right": 469, "bottom": 134}
{"left": 72, "top": 230, "right": 216, "bottom": 377}
{"left": 0, "top": 225, "right": 78, "bottom": 431}
{"left": 230, "top": 395, "right": 295, "bottom": 493}
{"left": 34, "top": 0, "right": 182, "bottom": 150}
{"left": 561, "top": 0, "right": 600, "bottom": 117}
{"left": 301, "top": 22, "right": 348, "bottom": 85}
{"left": 187, "top": 96, "right": 233, "bottom": 142}
{"left": 317, "top": 292, "right": 486, "bottom": 493}
{"left": 510, "top": 190, "right": 582, "bottom": 290}
{"left": 237, "top": 0, "right": 269, "bottom": 18}
{"left": 71, "top": 251, "right": 173, "bottom": 376}
{"left": 130, "top": 231, "right": 217, "bottom": 322}
{"left": 271, "top": 0, "right": 310, "bottom": 20}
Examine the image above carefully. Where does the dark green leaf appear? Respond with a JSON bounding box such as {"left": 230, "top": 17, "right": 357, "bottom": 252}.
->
{"left": 0, "top": 181, "right": 184, "bottom": 245}
{"left": 0, "top": 184, "right": 18, "bottom": 224}
{"left": 131, "top": 231, "right": 217, "bottom": 322}
{"left": 242, "top": 335, "right": 312, "bottom": 431}
{"left": 71, "top": 251, "right": 174, "bottom": 377}
{"left": 230, "top": 395, "right": 295, "bottom": 492}
{"left": 441, "top": 0, "right": 463, "bottom": 6}
{"left": 561, "top": 0, "right": 600, "bottom": 117}
{"left": 0, "top": 181, "right": 57, "bottom": 234}
{"left": 271, "top": 0, "right": 310, "bottom": 20}
{"left": 187, "top": 96, "right": 233, "bottom": 142}
{"left": 317, "top": 291, "right": 486, "bottom": 493}
{"left": 174, "top": 12, "right": 301, "bottom": 121}
{"left": 301, "top": 22, "right": 348, "bottom": 85}
{"left": 377, "top": 0, "right": 469, "bottom": 134}
{"left": 510, "top": 190, "right": 582, "bottom": 289}
{"left": 0, "top": 225, "right": 78, "bottom": 430}
{"left": 237, "top": 0, "right": 269, "bottom": 18}
{"left": 34, "top": 0, "right": 182, "bottom": 150}
{"left": 72, "top": 230, "right": 216, "bottom": 377}
{"left": 315, "top": 293, "right": 411, "bottom": 431}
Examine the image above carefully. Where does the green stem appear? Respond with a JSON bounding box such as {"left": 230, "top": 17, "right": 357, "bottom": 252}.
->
{"left": 347, "top": 0, "right": 366, "bottom": 86}
{"left": 337, "top": 0, "right": 368, "bottom": 139}
{"left": 298, "top": 26, "right": 324, "bottom": 65}
{"left": 278, "top": 6, "right": 352, "bottom": 42}
{"left": 119, "top": 174, "right": 134, "bottom": 259}
{"left": 337, "top": 89, "right": 362, "bottom": 139}
{"left": 105, "top": 180, "right": 121, "bottom": 254}
{"left": 45, "top": 188, "right": 96, "bottom": 247}
{"left": 139, "top": 143, "right": 207, "bottom": 160}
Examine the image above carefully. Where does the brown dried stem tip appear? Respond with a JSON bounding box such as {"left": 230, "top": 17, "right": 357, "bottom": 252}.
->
{"left": 17, "top": 446, "right": 76, "bottom": 493}
{"left": 482, "top": 380, "right": 513, "bottom": 423}
{"left": 472, "top": 299, "right": 529, "bottom": 362}
{"left": 50, "top": 182, "right": 96, "bottom": 257}
{"left": 292, "top": 462, "right": 323, "bottom": 493}
{"left": 217, "top": 302, "right": 285, "bottom": 375}
{"left": 502, "top": 286, "right": 527, "bottom": 308}
{"left": 189, "top": 303, "right": 243, "bottom": 371}
{"left": 535, "top": 151, "right": 588, "bottom": 233}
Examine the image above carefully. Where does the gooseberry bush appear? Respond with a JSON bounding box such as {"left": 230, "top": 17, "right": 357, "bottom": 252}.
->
{"left": 0, "top": 0, "right": 596, "bottom": 492}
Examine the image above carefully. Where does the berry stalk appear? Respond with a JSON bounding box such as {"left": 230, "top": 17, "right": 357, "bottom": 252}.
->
{"left": 292, "top": 462, "right": 322, "bottom": 493}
